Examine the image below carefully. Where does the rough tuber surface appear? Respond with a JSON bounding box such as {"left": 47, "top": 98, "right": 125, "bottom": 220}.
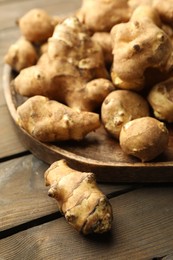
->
{"left": 17, "top": 95, "right": 100, "bottom": 142}
{"left": 4, "top": 37, "right": 38, "bottom": 72}
{"left": 47, "top": 16, "right": 108, "bottom": 81}
{"left": 14, "top": 60, "right": 114, "bottom": 112}
{"left": 111, "top": 6, "right": 173, "bottom": 90}
{"left": 91, "top": 32, "right": 113, "bottom": 65}
{"left": 44, "top": 159, "right": 113, "bottom": 235}
{"left": 148, "top": 77, "right": 173, "bottom": 122}
{"left": 77, "top": 0, "right": 130, "bottom": 32}
{"left": 101, "top": 90, "right": 150, "bottom": 139}
{"left": 13, "top": 16, "right": 113, "bottom": 112}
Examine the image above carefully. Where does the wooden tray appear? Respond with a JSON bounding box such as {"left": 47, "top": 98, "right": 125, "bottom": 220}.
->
{"left": 3, "top": 64, "right": 173, "bottom": 183}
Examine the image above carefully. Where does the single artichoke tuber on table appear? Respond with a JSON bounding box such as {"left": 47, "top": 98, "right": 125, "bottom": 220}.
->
{"left": 44, "top": 159, "right": 113, "bottom": 235}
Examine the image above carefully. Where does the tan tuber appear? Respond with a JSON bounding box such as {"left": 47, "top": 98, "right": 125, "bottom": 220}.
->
{"left": 111, "top": 6, "right": 173, "bottom": 90}
{"left": 77, "top": 0, "right": 130, "bottom": 32}
{"left": 101, "top": 90, "right": 150, "bottom": 139}
{"left": 17, "top": 95, "right": 100, "bottom": 142}
{"left": 119, "top": 117, "right": 169, "bottom": 162}
{"left": 44, "top": 159, "right": 113, "bottom": 235}
{"left": 4, "top": 37, "right": 38, "bottom": 72}
{"left": 18, "top": 8, "right": 55, "bottom": 43}
{"left": 148, "top": 77, "right": 173, "bottom": 122}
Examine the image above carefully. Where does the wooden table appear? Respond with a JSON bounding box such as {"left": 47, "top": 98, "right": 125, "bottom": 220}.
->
{"left": 1, "top": 1, "right": 173, "bottom": 259}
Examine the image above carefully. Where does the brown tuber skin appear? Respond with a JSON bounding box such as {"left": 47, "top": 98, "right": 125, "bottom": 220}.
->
{"left": 14, "top": 55, "right": 114, "bottom": 112}
{"left": 13, "top": 16, "right": 113, "bottom": 112}
{"left": 44, "top": 159, "right": 113, "bottom": 235}
{"left": 110, "top": 6, "right": 173, "bottom": 90}
{"left": 17, "top": 95, "right": 100, "bottom": 142}
{"left": 4, "top": 37, "right": 38, "bottom": 72}
{"left": 101, "top": 90, "right": 150, "bottom": 139}
{"left": 148, "top": 77, "right": 173, "bottom": 122}
{"left": 77, "top": 0, "right": 130, "bottom": 32}
{"left": 153, "top": 0, "right": 173, "bottom": 25}
{"left": 18, "top": 8, "right": 55, "bottom": 43}
{"left": 91, "top": 32, "right": 113, "bottom": 66}
{"left": 47, "top": 16, "right": 108, "bottom": 82}
{"left": 119, "top": 117, "right": 169, "bottom": 162}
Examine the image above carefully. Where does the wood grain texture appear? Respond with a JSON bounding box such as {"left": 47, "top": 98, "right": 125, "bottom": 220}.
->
{"left": 0, "top": 155, "right": 56, "bottom": 231}
{"left": 1, "top": 187, "right": 173, "bottom": 260}
{"left": 0, "top": 105, "right": 26, "bottom": 158}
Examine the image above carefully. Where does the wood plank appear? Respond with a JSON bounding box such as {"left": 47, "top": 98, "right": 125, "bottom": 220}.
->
{"left": 0, "top": 154, "right": 131, "bottom": 231}
{"left": 0, "top": 155, "right": 57, "bottom": 231}
{"left": 1, "top": 187, "right": 173, "bottom": 260}
{"left": 0, "top": 105, "right": 26, "bottom": 158}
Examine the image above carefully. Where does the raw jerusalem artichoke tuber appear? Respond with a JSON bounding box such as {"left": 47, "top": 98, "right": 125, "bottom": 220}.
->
{"left": 44, "top": 159, "right": 113, "bottom": 235}
{"left": 18, "top": 8, "right": 55, "bottom": 43}
{"left": 4, "top": 37, "right": 38, "bottom": 72}
{"left": 119, "top": 117, "right": 169, "bottom": 162}
{"left": 77, "top": 0, "right": 130, "bottom": 32}
{"left": 17, "top": 95, "right": 100, "bottom": 142}
{"left": 111, "top": 6, "right": 173, "bottom": 90}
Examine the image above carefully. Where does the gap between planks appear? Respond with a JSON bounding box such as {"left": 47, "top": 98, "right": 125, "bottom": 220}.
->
{"left": 0, "top": 185, "right": 140, "bottom": 240}
{"left": 0, "top": 150, "right": 31, "bottom": 163}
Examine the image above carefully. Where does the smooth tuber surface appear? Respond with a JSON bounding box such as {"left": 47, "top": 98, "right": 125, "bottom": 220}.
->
{"left": 18, "top": 8, "right": 55, "bottom": 43}
{"left": 119, "top": 117, "right": 169, "bottom": 162}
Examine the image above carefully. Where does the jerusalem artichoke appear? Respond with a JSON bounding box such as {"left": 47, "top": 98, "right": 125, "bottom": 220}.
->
{"left": 17, "top": 95, "right": 100, "bottom": 142}
{"left": 4, "top": 37, "right": 38, "bottom": 72}
{"left": 14, "top": 54, "right": 114, "bottom": 112}
{"left": 44, "top": 159, "right": 113, "bottom": 235}
{"left": 101, "top": 90, "right": 150, "bottom": 139}
{"left": 18, "top": 8, "right": 55, "bottom": 43}
{"left": 111, "top": 6, "right": 173, "bottom": 90}
{"left": 77, "top": 0, "right": 130, "bottom": 32}
{"left": 119, "top": 117, "right": 169, "bottom": 162}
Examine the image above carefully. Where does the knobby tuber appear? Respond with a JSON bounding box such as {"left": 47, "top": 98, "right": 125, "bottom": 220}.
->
{"left": 4, "top": 37, "right": 38, "bottom": 72}
{"left": 13, "top": 16, "right": 113, "bottom": 112}
{"left": 91, "top": 32, "right": 113, "bottom": 65}
{"left": 14, "top": 60, "right": 114, "bottom": 112}
{"left": 44, "top": 159, "right": 113, "bottom": 235}
{"left": 111, "top": 5, "right": 173, "bottom": 90}
{"left": 101, "top": 90, "right": 150, "bottom": 139}
{"left": 47, "top": 16, "right": 108, "bottom": 81}
{"left": 148, "top": 77, "right": 173, "bottom": 122}
{"left": 17, "top": 95, "right": 100, "bottom": 142}
{"left": 77, "top": 0, "right": 130, "bottom": 32}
